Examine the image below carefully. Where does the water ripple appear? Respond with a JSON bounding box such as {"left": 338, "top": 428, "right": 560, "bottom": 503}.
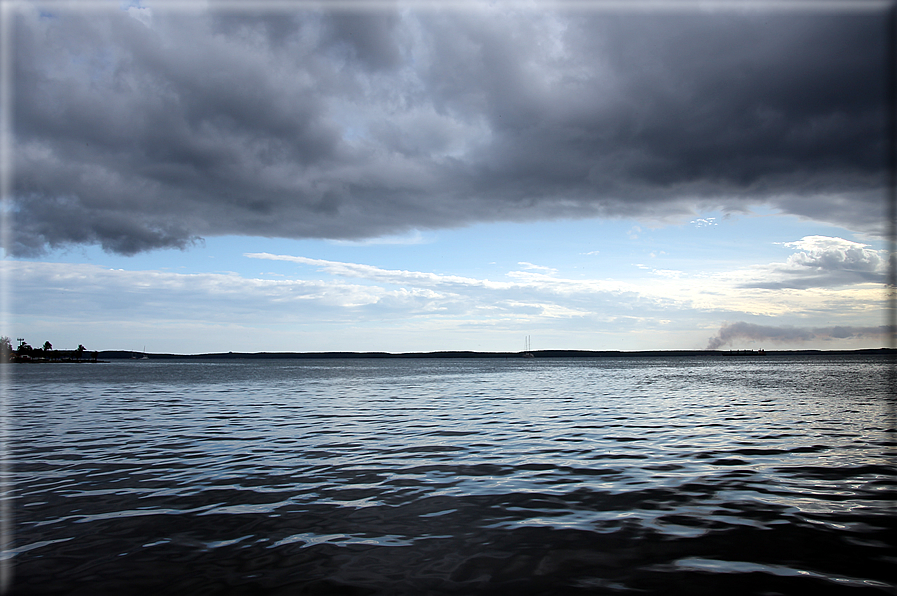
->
{"left": 6, "top": 355, "right": 895, "bottom": 594}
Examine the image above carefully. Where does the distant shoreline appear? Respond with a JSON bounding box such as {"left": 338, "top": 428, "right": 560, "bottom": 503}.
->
{"left": 88, "top": 348, "right": 897, "bottom": 360}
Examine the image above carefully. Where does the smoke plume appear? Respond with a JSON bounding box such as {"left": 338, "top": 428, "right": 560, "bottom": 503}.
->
{"left": 706, "top": 322, "right": 892, "bottom": 350}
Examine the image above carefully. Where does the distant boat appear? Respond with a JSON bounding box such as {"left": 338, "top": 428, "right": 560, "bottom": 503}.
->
{"left": 723, "top": 349, "right": 766, "bottom": 357}
{"left": 521, "top": 336, "right": 534, "bottom": 358}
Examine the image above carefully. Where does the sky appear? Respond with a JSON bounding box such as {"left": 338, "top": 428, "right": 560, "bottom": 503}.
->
{"left": 2, "top": 0, "right": 894, "bottom": 354}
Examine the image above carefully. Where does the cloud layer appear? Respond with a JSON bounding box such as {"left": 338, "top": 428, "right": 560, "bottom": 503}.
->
{"left": 10, "top": 2, "right": 889, "bottom": 255}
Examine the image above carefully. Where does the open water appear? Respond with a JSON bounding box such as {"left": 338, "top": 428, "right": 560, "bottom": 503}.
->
{"left": 3, "top": 355, "right": 896, "bottom": 595}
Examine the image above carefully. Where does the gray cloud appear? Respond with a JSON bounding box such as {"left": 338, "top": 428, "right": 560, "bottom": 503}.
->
{"left": 10, "top": 3, "right": 890, "bottom": 255}
{"left": 706, "top": 321, "right": 893, "bottom": 350}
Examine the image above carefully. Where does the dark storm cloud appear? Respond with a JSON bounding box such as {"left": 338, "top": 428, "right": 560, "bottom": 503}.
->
{"left": 9, "top": 2, "right": 890, "bottom": 255}
{"left": 706, "top": 321, "right": 893, "bottom": 350}
{"left": 324, "top": 11, "right": 403, "bottom": 71}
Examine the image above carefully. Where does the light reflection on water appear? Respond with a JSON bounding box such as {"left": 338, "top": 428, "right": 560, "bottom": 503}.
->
{"left": 5, "top": 355, "right": 896, "bottom": 595}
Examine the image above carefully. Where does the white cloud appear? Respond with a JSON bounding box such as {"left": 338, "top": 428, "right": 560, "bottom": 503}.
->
{"left": 780, "top": 235, "right": 885, "bottom": 273}
{"left": 650, "top": 269, "right": 683, "bottom": 278}
{"left": 246, "top": 243, "right": 887, "bottom": 323}
{"left": 246, "top": 253, "right": 515, "bottom": 290}
{"left": 517, "top": 262, "right": 558, "bottom": 274}
{"left": 753, "top": 235, "right": 889, "bottom": 288}
{"left": 126, "top": 5, "right": 153, "bottom": 28}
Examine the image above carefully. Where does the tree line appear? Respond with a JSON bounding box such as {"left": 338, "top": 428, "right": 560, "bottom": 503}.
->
{"left": 0, "top": 337, "right": 96, "bottom": 362}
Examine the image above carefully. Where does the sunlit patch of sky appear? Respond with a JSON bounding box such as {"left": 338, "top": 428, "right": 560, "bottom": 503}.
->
{"left": 10, "top": 208, "right": 887, "bottom": 353}
{"left": 28, "top": 208, "right": 855, "bottom": 281}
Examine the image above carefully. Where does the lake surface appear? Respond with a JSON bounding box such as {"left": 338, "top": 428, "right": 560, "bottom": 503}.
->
{"left": 3, "top": 355, "right": 895, "bottom": 595}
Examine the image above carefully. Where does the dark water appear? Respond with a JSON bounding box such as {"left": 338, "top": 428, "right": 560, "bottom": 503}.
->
{"left": 4, "top": 356, "right": 896, "bottom": 595}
